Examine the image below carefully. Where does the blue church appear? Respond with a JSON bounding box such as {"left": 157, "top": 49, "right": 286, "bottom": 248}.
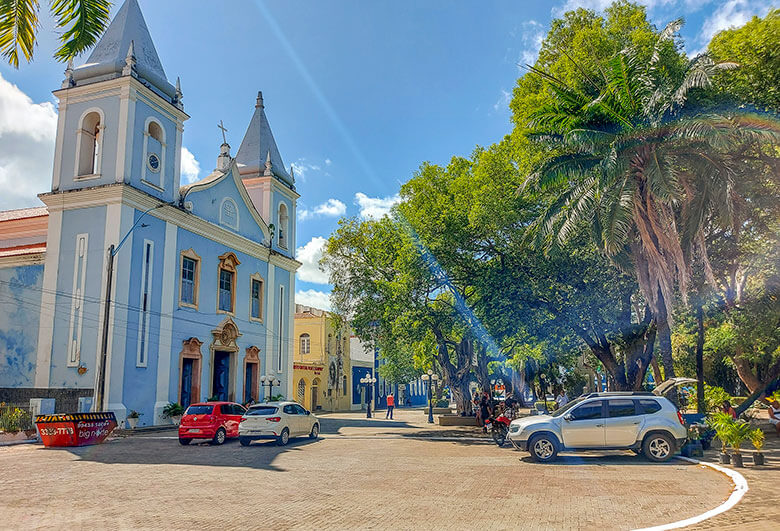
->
{"left": 0, "top": 0, "right": 300, "bottom": 426}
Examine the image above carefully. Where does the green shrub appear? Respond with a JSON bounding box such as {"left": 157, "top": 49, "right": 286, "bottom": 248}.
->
{"left": 435, "top": 399, "right": 449, "bottom": 408}
{"left": 0, "top": 405, "right": 32, "bottom": 433}
{"left": 534, "top": 401, "right": 556, "bottom": 411}
{"left": 162, "top": 402, "right": 184, "bottom": 418}
{"left": 690, "top": 385, "right": 733, "bottom": 413}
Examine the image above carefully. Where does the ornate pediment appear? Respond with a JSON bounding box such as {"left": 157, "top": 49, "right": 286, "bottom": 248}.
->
{"left": 218, "top": 252, "right": 240, "bottom": 272}
{"left": 245, "top": 345, "right": 260, "bottom": 362}
{"left": 212, "top": 317, "right": 241, "bottom": 349}
{"left": 182, "top": 337, "right": 203, "bottom": 356}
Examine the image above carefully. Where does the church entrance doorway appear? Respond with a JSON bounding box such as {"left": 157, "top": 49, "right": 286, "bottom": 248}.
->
{"left": 213, "top": 351, "right": 231, "bottom": 401}
{"left": 181, "top": 359, "right": 194, "bottom": 408}
{"left": 179, "top": 338, "right": 203, "bottom": 409}
{"left": 244, "top": 362, "right": 258, "bottom": 404}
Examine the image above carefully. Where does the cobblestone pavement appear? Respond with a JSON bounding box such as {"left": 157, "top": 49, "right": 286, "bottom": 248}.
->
{"left": 687, "top": 431, "right": 780, "bottom": 530}
{"left": 0, "top": 409, "right": 736, "bottom": 530}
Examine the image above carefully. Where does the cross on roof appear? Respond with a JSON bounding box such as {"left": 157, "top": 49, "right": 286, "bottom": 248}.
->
{"left": 218, "top": 120, "right": 228, "bottom": 144}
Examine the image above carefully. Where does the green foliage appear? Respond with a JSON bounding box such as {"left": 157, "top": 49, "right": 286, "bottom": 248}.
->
{"left": 728, "top": 420, "right": 754, "bottom": 454}
{"left": 162, "top": 402, "right": 185, "bottom": 418}
{"left": 708, "top": 411, "right": 735, "bottom": 451}
{"left": 127, "top": 410, "right": 140, "bottom": 419}
{"left": 0, "top": 404, "right": 32, "bottom": 433}
{"left": 708, "top": 9, "right": 780, "bottom": 112}
{"left": 0, "top": 0, "right": 112, "bottom": 67}
{"left": 269, "top": 394, "right": 285, "bottom": 402}
{"left": 688, "top": 385, "right": 733, "bottom": 414}
{"left": 750, "top": 427, "right": 765, "bottom": 452}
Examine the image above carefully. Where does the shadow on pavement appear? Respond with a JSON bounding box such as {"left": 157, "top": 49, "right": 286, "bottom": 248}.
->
{"left": 318, "top": 417, "right": 414, "bottom": 434}
{"left": 51, "top": 434, "right": 322, "bottom": 472}
{"left": 517, "top": 452, "right": 698, "bottom": 466}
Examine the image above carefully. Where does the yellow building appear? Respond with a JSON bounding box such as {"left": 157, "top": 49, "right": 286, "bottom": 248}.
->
{"left": 293, "top": 305, "right": 352, "bottom": 412}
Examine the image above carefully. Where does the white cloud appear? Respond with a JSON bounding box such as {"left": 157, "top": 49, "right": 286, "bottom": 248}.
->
{"left": 554, "top": 0, "right": 677, "bottom": 15}
{"left": 296, "top": 236, "right": 329, "bottom": 284}
{"left": 493, "top": 89, "right": 512, "bottom": 112}
{"left": 298, "top": 198, "right": 347, "bottom": 221}
{"left": 518, "top": 20, "right": 545, "bottom": 67}
{"left": 0, "top": 73, "right": 58, "bottom": 210}
{"left": 290, "top": 158, "right": 322, "bottom": 182}
{"left": 325, "top": 158, "right": 332, "bottom": 166}
{"left": 699, "top": 0, "right": 768, "bottom": 43}
{"left": 354, "top": 192, "right": 401, "bottom": 220}
{"left": 295, "top": 289, "right": 332, "bottom": 311}
{"left": 180, "top": 146, "right": 201, "bottom": 184}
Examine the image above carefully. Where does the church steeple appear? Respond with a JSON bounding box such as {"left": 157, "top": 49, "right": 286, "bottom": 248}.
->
{"left": 235, "top": 91, "right": 294, "bottom": 188}
{"left": 71, "top": 0, "right": 176, "bottom": 102}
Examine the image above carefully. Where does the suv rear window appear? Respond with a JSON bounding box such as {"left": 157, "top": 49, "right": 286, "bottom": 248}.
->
{"left": 185, "top": 405, "right": 213, "bottom": 415}
{"left": 637, "top": 399, "right": 662, "bottom": 414}
{"left": 246, "top": 406, "right": 278, "bottom": 416}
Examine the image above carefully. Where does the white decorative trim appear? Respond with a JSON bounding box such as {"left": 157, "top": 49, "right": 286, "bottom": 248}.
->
{"left": 73, "top": 107, "right": 105, "bottom": 179}
{"left": 286, "top": 271, "right": 295, "bottom": 393}
{"left": 219, "top": 197, "right": 239, "bottom": 230}
{"left": 0, "top": 253, "right": 46, "bottom": 268}
{"left": 34, "top": 208, "right": 62, "bottom": 387}
{"left": 277, "top": 284, "right": 285, "bottom": 373}
{"left": 155, "top": 222, "right": 177, "bottom": 423}
{"left": 66, "top": 233, "right": 89, "bottom": 367}
{"left": 51, "top": 98, "right": 68, "bottom": 191}
{"left": 264, "top": 264, "right": 275, "bottom": 375}
{"left": 136, "top": 239, "right": 154, "bottom": 367}
{"left": 633, "top": 456, "right": 748, "bottom": 531}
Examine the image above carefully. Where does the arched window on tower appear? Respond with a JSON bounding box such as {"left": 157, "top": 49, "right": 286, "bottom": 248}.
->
{"left": 143, "top": 119, "right": 166, "bottom": 188}
{"left": 77, "top": 112, "right": 102, "bottom": 176}
{"left": 278, "top": 203, "right": 289, "bottom": 249}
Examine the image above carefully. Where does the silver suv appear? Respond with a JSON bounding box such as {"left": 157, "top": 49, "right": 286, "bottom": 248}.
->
{"left": 508, "top": 383, "right": 689, "bottom": 463}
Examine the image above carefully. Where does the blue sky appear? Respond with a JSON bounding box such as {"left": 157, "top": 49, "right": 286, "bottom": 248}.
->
{"left": 0, "top": 0, "right": 774, "bottom": 309}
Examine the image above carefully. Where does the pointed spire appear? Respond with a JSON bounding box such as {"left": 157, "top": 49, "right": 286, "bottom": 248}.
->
{"left": 217, "top": 142, "right": 232, "bottom": 172}
{"left": 290, "top": 165, "right": 295, "bottom": 182}
{"left": 256, "top": 91, "right": 264, "bottom": 109}
{"left": 264, "top": 150, "right": 273, "bottom": 176}
{"left": 122, "top": 40, "right": 136, "bottom": 76}
{"left": 62, "top": 58, "right": 74, "bottom": 88}
{"left": 174, "top": 76, "right": 184, "bottom": 109}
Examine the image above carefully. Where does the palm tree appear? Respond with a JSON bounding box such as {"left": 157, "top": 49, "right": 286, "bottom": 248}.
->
{"left": 521, "top": 20, "right": 778, "bottom": 380}
{"left": 0, "top": 0, "right": 111, "bottom": 67}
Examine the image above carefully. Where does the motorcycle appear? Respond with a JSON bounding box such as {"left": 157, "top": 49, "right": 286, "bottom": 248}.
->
{"left": 484, "top": 413, "right": 511, "bottom": 446}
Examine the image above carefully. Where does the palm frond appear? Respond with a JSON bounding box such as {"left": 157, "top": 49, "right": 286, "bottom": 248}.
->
{"left": 51, "top": 0, "right": 111, "bottom": 61}
{"left": 0, "top": 0, "right": 40, "bottom": 67}
{"left": 650, "top": 18, "right": 683, "bottom": 65}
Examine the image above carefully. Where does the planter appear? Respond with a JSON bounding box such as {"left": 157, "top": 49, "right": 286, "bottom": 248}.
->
{"left": 169, "top": 415, "right": 182, "bottom": 426}
{"left": 752, "top": 453, "right": 766, "bottom": 466}
{"left": 126, "top": 417, "right": 139, "bottom": 429}
{"left": 0, "top": 431, "right": 31, "bottom": 444}
{"left": 35, "top": 412, "right": 117, "bottom": 447}
{"left": 681, "top": 440, "right": 704, "bottom": 458}
{"left": 437, "top": 415, "right": 479, "bottom": 426}
{"left": 426, "top": 407, "right": 453, "bottom": 415}
{"left": 732, "top": 453, "right": 744, "bottom": 468}
{"left": 718, "top": 452, "right": 731, "bottom": 465}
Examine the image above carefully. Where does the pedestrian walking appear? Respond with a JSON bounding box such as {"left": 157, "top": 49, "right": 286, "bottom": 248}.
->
{"left": 386, "top": 392, "right": 395, "bottom": 419}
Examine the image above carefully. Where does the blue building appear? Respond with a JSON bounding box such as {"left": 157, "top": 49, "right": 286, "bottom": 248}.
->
{"left": 0, "top": 0, "right": 300, "bottom": 426}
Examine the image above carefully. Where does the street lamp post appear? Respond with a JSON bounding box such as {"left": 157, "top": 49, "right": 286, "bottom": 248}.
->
{"left": 359, "top": 373, "right": 377, "bottom": 418}
{"left": 259, "top": 375, "right": 281, "bottom": 402}
{"left": 421, "top": 370, "right": 439, "bottom": 424}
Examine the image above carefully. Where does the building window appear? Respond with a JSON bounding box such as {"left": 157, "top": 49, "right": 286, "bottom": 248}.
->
{"left": 67, "top": 233, "right": 89, "bottom": 366}
{"left": 297, "top": 379, "right": 306, "bottom": 402}
{"left": 76, "top": 111, "right": 102, "bottom": 177}
{"left": 250, "top": 276, "right": 263, "bottom": 320}
{"left": 142, "top": 119, "right": 166, "bottom": 189}
{"left": 137, "top": 240, "right": 154, "bottom": 367}
{"left": 219, "top": 269, "right": 233, "bottom": 312}
{"left": 343, "top": 376, "right": 348, "bottom": 396}
{"left": 278, "top": 203, "right": 288, "bottom": 249}
{"left": 300, "top": 333, "right": 311, "bottom": 355}
{"left": 216, "top": 252, "right": 240, "bottom": 314}
{"left": 179, "top": 249, "right": 200, "bottom": 309}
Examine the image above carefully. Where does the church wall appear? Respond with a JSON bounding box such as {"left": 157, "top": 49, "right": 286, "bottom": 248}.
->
{"left": 56, "top": 95, "right": 122, "bottom": 192}
{"left": 128, "top": 98, "right": 179, "bottom": 203}
{"left": 0, "top": 264, "right": 43, "bottom": 388}
{"left": 48, "top": 206, "right": 107, "bottom": 389}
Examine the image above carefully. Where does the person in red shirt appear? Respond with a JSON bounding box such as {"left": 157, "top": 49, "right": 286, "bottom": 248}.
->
{"left": 386, "top": 392, "right": 395, "bottom": 420}
{"left": 722, "top": 400, "right": 737, "bottom": 419}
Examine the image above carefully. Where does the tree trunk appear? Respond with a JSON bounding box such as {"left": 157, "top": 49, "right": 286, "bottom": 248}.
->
{"left": 696, "top": 304, "right": 705, "bottom": 414}
{"left": 656, "top": 313, "right": 676, "bottom": 380}
{"left": 651, "top": 355, "right": 663, "bottom": 385}
{"left": 732, "top": 351, "right": 762, "bottom": 393}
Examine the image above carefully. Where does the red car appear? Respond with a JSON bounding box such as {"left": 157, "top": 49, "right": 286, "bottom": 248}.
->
{"left": 178, "top": 402, "right": 247, "bottom": 445}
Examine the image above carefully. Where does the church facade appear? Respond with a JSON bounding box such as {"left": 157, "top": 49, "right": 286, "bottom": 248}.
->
{"left": 0, "top": 0, "right": 300, "bottom": 426}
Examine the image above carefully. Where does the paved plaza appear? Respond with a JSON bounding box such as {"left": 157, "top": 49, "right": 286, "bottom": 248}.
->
{"left": 0, "top": 409, "right": 751, "bottom": 530}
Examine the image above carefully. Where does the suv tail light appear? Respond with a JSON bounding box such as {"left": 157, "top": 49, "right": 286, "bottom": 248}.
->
{"left": 677, "top": 411, "right": 685, "bottom": 425}
{"left": 240, "top": 417, "right": 247, "bottom": 423}
{"left": 266, "top": 417, "right": 281, "bottom": 422}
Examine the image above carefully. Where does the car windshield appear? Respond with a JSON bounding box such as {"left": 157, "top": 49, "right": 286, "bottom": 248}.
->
{"left": 185, "top": 405, "right": 213, "bottom": 415}
{"left": 550, "top": 397, "right": 586, "bottom": 417}
{"left": 246, "top": 406, "right": 278, "bottom": 416}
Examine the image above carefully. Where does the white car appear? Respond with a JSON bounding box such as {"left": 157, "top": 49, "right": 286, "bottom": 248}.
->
{"left": 507, "top": 379, "right": 694, "bottom": 463}
{"left": 239, "top": 401, "right": 319, "bottom": 446}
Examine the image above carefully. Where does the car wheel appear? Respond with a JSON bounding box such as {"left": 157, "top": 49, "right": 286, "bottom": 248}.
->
{"left": 277, "top": 428, "right": 290, "bottom": 446}
{"left": 529, "top": 434, "right": 558, "bottom": 463}
{"left": 643, "top": 432, "right": 675, "bottom": 462}
{"left": 178, "top": 437, "right": 191, "bottom": 446}
{"left": 239, "top": 436, "right": 252, "bottom": 447}
{"left": 309, "top": 423, "right": 319, "bottom": 439}
{"left": 212, "top": 428, "right": 226, "bottom": 445}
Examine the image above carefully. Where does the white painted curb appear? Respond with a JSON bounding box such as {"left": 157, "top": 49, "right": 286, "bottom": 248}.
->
{"left": 633, "top": 456, "right": 749, "bottom": 531}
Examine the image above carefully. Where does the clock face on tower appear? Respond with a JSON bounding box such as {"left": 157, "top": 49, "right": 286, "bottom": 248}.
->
{"left": 147, "top": 153, "right": 161, "bottom": 172}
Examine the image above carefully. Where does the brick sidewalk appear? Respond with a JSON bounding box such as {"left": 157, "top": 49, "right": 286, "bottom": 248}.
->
{"left": 0, "top": 409, "right": 738, "bottom": 530}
